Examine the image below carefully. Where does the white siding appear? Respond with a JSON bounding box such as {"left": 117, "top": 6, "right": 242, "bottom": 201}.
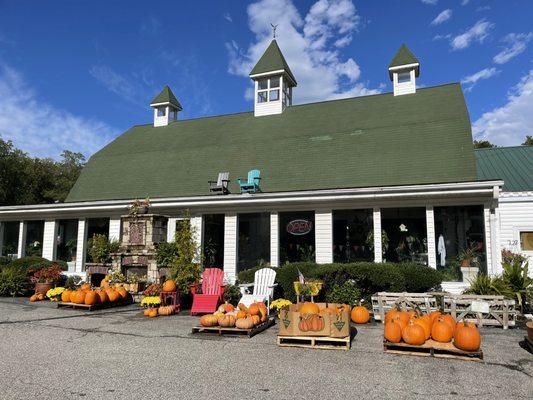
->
{"left": 0, "top": 222, "right": 3, "bottom": 257}
{"left": 190, "top": 215, "right": 203, "bottom": 264}
{"left": 108, "top": 218, "right": 121, "bottom": 242}
{"left": 223, "top": 213, "right": 238, "bottom": 283}
{"left": 315, "top": 210, "right": 333, "bottom": 264}
{"left": 17, "top": 221, "right": 26, "bottom": 259}
{"left": 373, "top": 208, "right": 382, "bottom": 262}
{"left": 167, "top": 217, "right": 177, "bottom": 242}
{"left": 42, "top": 220, "right": 58, "bottom": 260}
{"left": 75, "top": 218, "right": 87, "bottom": 273}
{"left": 426, "top": 206, "right": 436, "bottom": 268}
{"left": 484, "top": 204, "right": 494, "bottom": 275}
{"left": 270, "top": 212, "right": 279, "bottom": 267}
{"left": 393, "top": 69, "right": 416, "bottom": 96}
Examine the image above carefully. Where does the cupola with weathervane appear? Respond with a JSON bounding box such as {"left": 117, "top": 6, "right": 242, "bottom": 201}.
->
{"left": 249, "top": 31, "right": 297, "bottom": 117}
{"left": 150, "top": 85, "right": 182, "bottom": 127}
{"left": 388, "top": 44, "right": 420, "bottom": 96}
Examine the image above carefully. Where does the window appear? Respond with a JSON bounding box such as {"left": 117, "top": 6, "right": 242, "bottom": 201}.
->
{"left": 25, "top": 221, "right": 44, "bottom": 257}
{"left": 279, "top": 211, "right": 315, "bottom": 264}
{"left": 86, "top": 218, "right": 110, "bottom": 265}
{"left": 333, "top": 209, "right": 373, "bottom": 263}
{"left": 157, "top": 107, "right": 166, "bottom": 117}
{"left": 56, "top": 219, "right": 78, "bottom": 264}
{"left": 1, "top": 222, "right": 19, "bottom": 256}
{"left": 257, "top": 76, "right": 282, "bottom": 103}
{"left": 398, "top": 71, "right": 411, "bottom": 83}
{"left": 238, "top": 213, "right": 270, "bottom": 272}
{"left": 520, "top": 231, "right": 533, "bottom": 251}
{"left": 203, "top": 214, "right": 224, "bottom": 268}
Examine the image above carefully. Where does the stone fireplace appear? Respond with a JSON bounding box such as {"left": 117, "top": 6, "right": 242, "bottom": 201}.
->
{"left": 111, "top": 214, "right": 168, "bottom": 282}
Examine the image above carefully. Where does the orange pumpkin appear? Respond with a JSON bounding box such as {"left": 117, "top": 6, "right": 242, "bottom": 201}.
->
{"left": 29, "top": 294, "right": 38, "bottom": 302}
{"left": 200, "top": 314, "right": 218, "bottom": 327}
{"left": 96, "top": 290, "right": 108, "bottom": 303}
{"left": 218, "top": 314, "right": 236, "bottom": 327}
{"left": 158, "top": 306, "right": 174, "bottom": 316}
{"left": 250, "top": 315, "right": 261, "bottom": 325}
{"left": 402, "top": 320, "right": 426, "bottom": 345}
{"left": 428, "top": 311, "right": 441, "bottom": 326}
{"left": 236, "top": 317, "right": 254, "bottom": 329}
{"left": 454, "top": 322, "right": 481, "bottom": 351}
{"left": 117, "top": 287, "right": 128, "bottom": 300}
{"left": 61, "top": 290, "right": 72, "bottom": 303}
{"left": 107, "top": 289, "right": 119, "bottom": 302}
{"left": 100, "top": 279, "right": 109, "bottom": 289}
{"left": 351, "top": 306, "right": 370, "bottom": 324}
{"left": 236, "top": 310, "right": 247, "bottom": 319}
{"left": 148, "top": 308, "right": 158, "bottom": 318}
{"left": 440, "top": 314, "right": 456, "bottom": 333}
{"left": 431, "top": 316, "right": 454, "bottom": 343}
{"left": 84, "top": 291, "right": 98, "bottom": 305}
{"left": 80, "top": 283, "right": 91, "bottom": 291}
{"left": 37, "top": 293, "right": 45, "bottom": 301}
{"left": 388, "top": 313, "right": 408, "bottom": 330}
{"left": 162, "top": 279, "right": 177, "bottom": 292}
{"left": 385, "top": 309, "right": 401, "bottom": 324}
{"left": 72, "top": 290, "right": 86, "bottom": 304}
{"left": 143, "top": 309, "right": 151, "bottom": 316}
{"left": 413, "top": 316, "right": 431, "bottom": 340}
{"left": 248, "top": 303, "right": 261, "bottom": 316}
{"left": 384, "top": 321, "right": 403, "bottom": 343}
{"left": 218, "top": 302, "right": 235, "bottom": 313}
{"left": 299, "top": 302, "right": 320, "bottom": 315}
{"left": 237, "top": 303, "right": 248, "bottom": 312}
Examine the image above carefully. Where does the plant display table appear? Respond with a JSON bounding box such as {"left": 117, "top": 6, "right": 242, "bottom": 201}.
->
{"left": 160, "top": 291, "right": 180, "bottom": 313}
{"left": 192, "top": 318, "right": 275, "bottom": 338}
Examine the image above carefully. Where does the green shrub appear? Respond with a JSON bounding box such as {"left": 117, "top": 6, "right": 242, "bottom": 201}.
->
{"left": 9, "top": 256, "right": 50, "bottom": 271}
{"left": 155, "top": 241, "right": 179, "bottom": 268}
{"left": 236, "top": 266, "right": 263, "bottom": 284}
{"left": 223, "top": 284, "right": 242, "bottom": 305}
{"left": 276, "top": 262, "right": 318, "bottom": 302}
{"left": 464, "top": 274, "right": 511, "bottom": 296}
{"left": 325, "top": 281, "right": 362, "bottom": 306}
{"left": 399, "top": 263, "right": 443, "bottom": 292}
{"left": 0, "top": 266, "right": 31, "bottom": 296}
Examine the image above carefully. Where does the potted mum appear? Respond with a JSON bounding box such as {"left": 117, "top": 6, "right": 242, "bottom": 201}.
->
{"left": 31, "top": 264, "right": 63, "bottom": 295}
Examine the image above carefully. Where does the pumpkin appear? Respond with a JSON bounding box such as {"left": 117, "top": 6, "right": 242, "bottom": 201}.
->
{"left": 37, "top": 293, "right": 45, "bottom": 301}
{"left": 402, "top": 320, "right": 426, "bottom": 345}
{"left": 158, "top": 306, "right": 174, "bottom": 316}
{"left": 80, "top": 283, "right": 91, "bottom": 291}
{"left": 384, "top": 321, "right": 402, "bottom": 343}
{"left": 117, "top": 287, "right": 128, "bottom": 300}
{"left": 200, "top": 314, "right": 218, "bottom": 327}
{"left": 236, "top": 310, "right": 247, "bottom": 319}
{"left": 406, "top": 310, "right": 417, "bottom": 319}
{"left": 148, "top": 308, "right": 158, "bottom": 318}
{"left": 250, "top": 315, "right": 261, "bottom": 325}
{"left": 100, "top": 279, "right": 109, "bottom": 289}
{"left": 29, "top": 294, "right": 38, "bottom": 302}
{"left": 413, "top": 316, "right": 431, "bottom": 340}
{"left": 107, "top": 289, "right": 119, "bottom": 302}
{"left": 84, "top": 291, "right": 98, "bottom": 305}
{"left": 61, "top": 290, "right": 72, "bottom": 303}
{"left": 454, "top": 322, "right": 481, "bottom": 351}
{"left": 299, "top": 302, "right": 320, "bottom": 315}
{"left": 248, "top": 303, "right": 261, "bottom": 316}
{"left": 236, "top": 317, "right": 254, "bottom": 329}
{"left": 218, "top": 314, "right": 236, "bottom": 327}
{"left": 237, "top": 303, "right": 248, "bottom": 312}
{"left": 218, "top": 302, "right": 235, "bottom": 313}
{"left": 428, "top": 311, "right": 441, "bottom": 326}
{"left": 385, "top": 309, "right": 401, "bottom": 324}
{"left": 162, "top": 279, "right": 177, "bottom": 292}
{"left": 299, "top": 314, "right": 325, "bottom": 332}
{"left": 96, "top": 290, "right": 108, "bottom": 303}
{"left": 143, "top": 309, "right": 151, "bottom": 316}
{"left": 440, "top": 314, "right": 456, "bottom": 333}
{"left": 431, "top": 316, "right": 454, "bottom": 343}
{"left": 72, "top": 290, "right": 86, "bottom": 304}
{"left": 351, "top": 306, "right": 370, "bottom": 324}
{"left": 388, "top": 313, "right": 408, "bottom": 330}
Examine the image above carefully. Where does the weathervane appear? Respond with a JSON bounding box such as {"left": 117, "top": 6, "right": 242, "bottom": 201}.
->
{"left": 270, "top": 23, "right": 278, "bottom": 39}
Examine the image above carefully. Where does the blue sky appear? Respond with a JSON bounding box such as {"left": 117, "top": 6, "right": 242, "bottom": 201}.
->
{"left": 0, "top": 0, "right": 532, "bottom": 158}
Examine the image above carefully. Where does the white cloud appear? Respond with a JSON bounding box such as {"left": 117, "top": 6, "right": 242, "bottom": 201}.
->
{"left": 223, "top": 13, "right": 233, "bottom": 22}
{"left": 226, "top": 0, "right": 379, "bottom": 104}
{"left": 451, "top": 19, "right": 493, "bottom": 50}
{"left": 0, "top": 64, "right": 118, "bottom": 158}
{"left": 461, "top": 0, "right": 470, "bottom": 5}
{"left": 430, "top": 9, "right": 452, "bottom": 26}
{"left": 461, "top": 67, "right": 499, "bottom": 91}
{"left": 493, "top": 32, "right": 533, "bottom": 64}
{"left": 421, "top": 0, "right": 438, "bottom": 5}
{"left": 472, "top": 70, "right": 533, "bottom": 146}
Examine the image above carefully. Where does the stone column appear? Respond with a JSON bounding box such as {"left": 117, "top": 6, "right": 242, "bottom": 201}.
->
{"left": 42, "top": 220, "right": 58, "bottom": 261}
{"left": 315, "top": 209, "right": 333, "bottom": 264}
{"left": 75, "top": 218, "right": 87, "bottom": 273}
{"left": 223, "top": 213, "right": 238, "bottom": 284}
{"left": 270, "top": 212, "right": 279, "bottom": 267}
{"left": 17, "top": 221, "right": 27, "bottom": 259}
{"left": 373, "top": 208, "right": 382, "bottom": 263}
{"left": 426, "top": 206, "right": 437, "bottom": 269}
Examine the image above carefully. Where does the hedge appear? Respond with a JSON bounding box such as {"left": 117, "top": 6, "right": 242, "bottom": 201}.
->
{"left": 9, "top": 256, "right": 68, "bottom": 272}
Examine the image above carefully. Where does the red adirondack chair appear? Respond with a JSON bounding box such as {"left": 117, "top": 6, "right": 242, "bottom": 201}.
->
{"left": 190, "top": 268, "right": 225, "bottom": 315}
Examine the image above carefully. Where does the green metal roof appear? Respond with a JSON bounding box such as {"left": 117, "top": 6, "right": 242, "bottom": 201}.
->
{"left": 475, "top": 146, "right": 533, "bottom": 192}
{"left": 250, "top": 40, "right": 297, "bottom": 85}
{"left": 389, "top": 44, "right": 420, "bottom": 79}
{"left": 66, "top": 83, "right": 477, "bottom": 202}
{"left": 150, "top": 85, "right": 182, "bottom": 110}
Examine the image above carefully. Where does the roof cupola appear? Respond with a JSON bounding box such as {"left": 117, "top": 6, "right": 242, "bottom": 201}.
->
{"left": 150, "top": 85, "right": 182, "bottom": 127}
{"left": 249, "top": 37, "right": 297, "bottom": 117}
{"left": 388, "top": 44, "right": 419, "bottom": 96}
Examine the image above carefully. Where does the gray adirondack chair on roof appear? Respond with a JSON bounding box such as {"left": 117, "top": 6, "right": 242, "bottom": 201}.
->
{"left": 208, "top": 172, "right": 230, "bottom": 194}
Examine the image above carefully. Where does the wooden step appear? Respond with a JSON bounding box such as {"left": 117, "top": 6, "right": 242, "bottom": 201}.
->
{"left": 277, "top": 335, "right": 351, "bottom": 350}
{"left": 383, "top": 339, "right": 483, "bottom": 362}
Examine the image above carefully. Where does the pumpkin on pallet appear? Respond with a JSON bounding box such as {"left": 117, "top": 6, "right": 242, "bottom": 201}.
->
{"left": 200, "top": 314, "right": 218, "bottom": 327}
{"left": 158, "top": 305, "right": 175, "bottom": 316}
{"left": 351, "top": 305, "right": 370, "bottom": 324}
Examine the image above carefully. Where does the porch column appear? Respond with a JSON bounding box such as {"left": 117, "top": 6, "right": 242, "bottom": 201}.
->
{"left": 315, "top": 210, "right": 333, "bottom": 264}
{"left": 483, "top": 204, "right": 494, "bottom": 276}
{"left": 108, "top": 218, "right": 121, "bottom": 242}
{"left": 490, "top": 205, "right": 502, "bottom": 276}
{"left": 75, "top": 218, "right": 87, "bottom": 273}
{"left": 167, "top": 217, "right": 177, "bottom": 242}
{"left": 426, "top": 206, "right": 437, "bottom": 269}
{"left": 17, "top": 221, "right": 27, "bottom": 259}
{"left": 223, "top": 213, "right": 238, "bottom": 283}
{"left": 190, "top": 215, "right": 203, "bottom": 263}
{"left": 270, "top": 212, "right": 279, "bottom": 267}
{"left": 42, "top": 220, "right": 58, "bottom": 261}
{"left": 373, "top": 208, "right": 382, "bottom": 263}
{"left": 0, "top": 222, "right": 4, "bottom": 256}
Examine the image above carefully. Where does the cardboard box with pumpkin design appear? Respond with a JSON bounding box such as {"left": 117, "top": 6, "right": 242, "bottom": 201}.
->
{"left": 278, "top": 302, "right": 350, "bottom": 338}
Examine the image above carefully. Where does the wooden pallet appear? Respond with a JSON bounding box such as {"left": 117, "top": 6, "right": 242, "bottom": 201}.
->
{"left": 191, "top": 318, "right": 275, "bottom": 338}
{"left": 277, "top": 335, "right": 351, "bottom": 350}
{"left": 57, "top": 299, "right": 133, "bottom": 311}
{"left": 384, "top": 339, "right": 483, "bottom": 362}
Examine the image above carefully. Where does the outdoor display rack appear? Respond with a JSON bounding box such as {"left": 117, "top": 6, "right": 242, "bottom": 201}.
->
{"left": 191, "top": 318, "right": 275, "bottom": 338}
{"left": 383, "top": 339, "right": 483, "bottom": 362}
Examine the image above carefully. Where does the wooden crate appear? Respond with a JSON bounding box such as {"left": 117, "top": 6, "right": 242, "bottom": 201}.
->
{"left": 57, "top": 298, "right": 133, "bottom": 311}
{"left": 443, "top": 295, "right": 517, "bottom": 329}
{"left": 277, "top": 335, "right": 351, "bottom": 350}
{"left": 191, "top": 318, "right": 275, "bottom": 338}
{"left": 384, "top": 339, "right": 483, "bottom": 362}
{"left": 372, "top": 292, "right": 439, "bottom": 322}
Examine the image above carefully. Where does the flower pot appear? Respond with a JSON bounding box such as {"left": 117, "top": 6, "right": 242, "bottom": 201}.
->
{"left": 35, "top": 282, "right": 54, "bottom": 295}
{"left": 460, "top": 259, "right": 471, "bottom": 268}
{"left": 527, "top": 321, "right": 533, "bottom": 343}
{"left": 137, "top": 205, "right": 149, "bottom": 214}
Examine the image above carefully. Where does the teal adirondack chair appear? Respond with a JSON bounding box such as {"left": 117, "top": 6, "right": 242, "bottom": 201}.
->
{"left": 238, "top": 169, "right": 261, "bottom": 193}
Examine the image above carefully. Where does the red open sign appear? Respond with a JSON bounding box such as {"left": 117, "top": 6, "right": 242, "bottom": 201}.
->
{"left": 286, "top": 219, "right": 313, "bottom": 235}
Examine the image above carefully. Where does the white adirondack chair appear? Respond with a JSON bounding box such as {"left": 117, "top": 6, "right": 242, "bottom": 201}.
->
{"left": 238, "top": 267, "right": 277, "bottom": 311}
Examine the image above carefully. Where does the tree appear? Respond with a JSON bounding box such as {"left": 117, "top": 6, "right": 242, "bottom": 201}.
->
{"left": 522, "top": 136, "right": 533, "bottom": 146}
{"left": 473, "top": 140, "right": 497, "bottom": 149}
